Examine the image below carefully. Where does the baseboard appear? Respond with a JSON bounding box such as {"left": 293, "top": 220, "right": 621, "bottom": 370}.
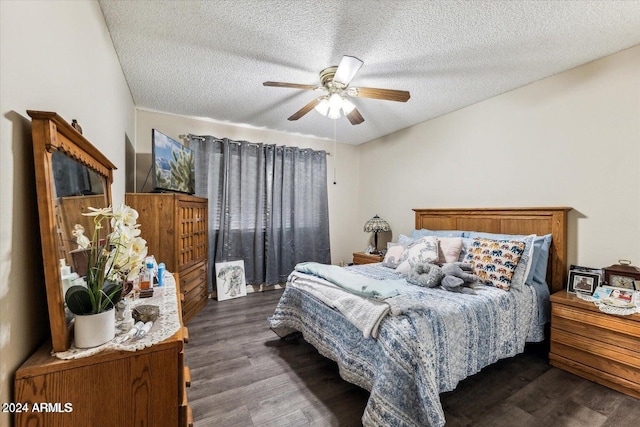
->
{"left": 246, "top": 283, "right": 286, "bottom": 293}
{"left": 209, "top": 282, "right": 286, "bottom": 298}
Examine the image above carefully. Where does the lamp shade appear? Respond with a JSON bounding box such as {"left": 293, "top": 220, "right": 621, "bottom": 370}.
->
{"left": 363, "top": 215, "right": 391, "bottom": 233}
{"left": 314, "top": 97, "right": 330, "bottom": 116}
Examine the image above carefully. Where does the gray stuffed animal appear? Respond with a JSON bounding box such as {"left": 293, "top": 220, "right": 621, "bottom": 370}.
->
{"left": 408, "top": 262, "right": 478, "bottom": 294}
{"left": 440, "top": 263, "right": 478, "bottom": 294}
{"left": 407, "top": 263, "right": 444, "bottom": 288}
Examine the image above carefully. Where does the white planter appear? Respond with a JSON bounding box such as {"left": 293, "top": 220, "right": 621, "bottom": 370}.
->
{"left": 73, "top": 309, "right": 116, "bottom": 348}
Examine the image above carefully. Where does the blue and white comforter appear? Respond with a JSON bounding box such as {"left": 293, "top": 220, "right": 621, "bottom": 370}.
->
{"left": 269, "top": 263, "right": 545, "bottom": 427}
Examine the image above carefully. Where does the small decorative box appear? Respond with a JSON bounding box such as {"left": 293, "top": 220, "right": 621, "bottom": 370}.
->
{"left": 132, "top": 304, "right": 160, "bottom": 323}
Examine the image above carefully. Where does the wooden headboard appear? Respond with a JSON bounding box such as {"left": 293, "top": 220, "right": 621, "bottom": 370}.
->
{"left": 413, "top": 207, "right": 571, "bottom": 293}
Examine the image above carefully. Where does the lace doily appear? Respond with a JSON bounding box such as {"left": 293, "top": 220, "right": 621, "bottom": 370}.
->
{"left": 54, "top": 273, "right": 182, "bottom": 359}
{"left": 575, "top": 290, "right": 640, "bottom": 316}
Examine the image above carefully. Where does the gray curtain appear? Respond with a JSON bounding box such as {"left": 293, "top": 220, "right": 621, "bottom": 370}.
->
{"left": 191, "top": 136, "right": 331, "bottom": 289}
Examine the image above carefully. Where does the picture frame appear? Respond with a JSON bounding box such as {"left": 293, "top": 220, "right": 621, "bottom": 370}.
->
{"left": 215, "top": 260, "right": 247, "bottom": 301}
{"left": 569, "top": 264, "right": 604, "bottom": 281}
{"left": 592, "top": 285, "right": 636, "bottom": 308}
{"left": 567, "top": 269, "right": 600, "bottom": 295}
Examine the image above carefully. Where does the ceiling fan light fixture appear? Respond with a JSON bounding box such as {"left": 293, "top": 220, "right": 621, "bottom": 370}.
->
{"left": 328, "top": 93, "right": 343, "bottom": 109}
{"left": 315, "top": 94, "right": 352, "bottom": 119}
{"left": 328, "top": 105, "right": 342, "bottom": 119}
{"left": 314, "top": 97, "right": 330, "bottom": 116}
{"left": 341, "top": 97, "right": 356, "bottom": 115}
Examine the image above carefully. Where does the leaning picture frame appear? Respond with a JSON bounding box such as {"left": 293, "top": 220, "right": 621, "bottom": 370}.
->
{"left": 567, "top": 269, "right": 600, "bottom": 295}
{"left": 215, "top": 260, "right": 247, "bottom": 301}
{"left": 569, "top": 264, "right": 604, "bottom": 281}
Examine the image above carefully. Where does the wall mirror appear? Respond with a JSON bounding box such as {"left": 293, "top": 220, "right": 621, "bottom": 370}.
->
{"left": 29, "top": 110, "right": 116, "bottom": 352}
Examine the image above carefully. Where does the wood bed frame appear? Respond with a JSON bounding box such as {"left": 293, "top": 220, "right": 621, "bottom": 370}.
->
{"left": 413, "top": 207, "right": 571, "bottom": 293}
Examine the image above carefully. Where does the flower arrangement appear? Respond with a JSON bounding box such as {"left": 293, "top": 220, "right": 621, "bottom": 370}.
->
{"left": 65, "top": 204, "right": 148, "bottom": 315}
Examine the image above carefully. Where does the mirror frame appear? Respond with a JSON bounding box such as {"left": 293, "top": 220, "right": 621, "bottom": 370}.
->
{"left": 28, "top": 110, "right": 117, "bottom": 352}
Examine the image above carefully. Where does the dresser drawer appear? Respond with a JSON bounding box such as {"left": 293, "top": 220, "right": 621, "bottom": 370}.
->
{"left": 180, "top": 262, "right": 207, "bottom": 293}
{"left": 552, "top": 304, "right": 640, "bottom": 351}
{"left": 551, "top": 328, "right": 640, "bottom": 383}
{"left": 178, "top": 261, "right": 208, "bottom": 324}
{"left": 549, "top": 291, "right": 640, "bottom": 399}
{"left": 183, "top": 296, "right": 208, "bottom": 325}
{"left": 184, "top": 279, "right": 207, "bottom": 311}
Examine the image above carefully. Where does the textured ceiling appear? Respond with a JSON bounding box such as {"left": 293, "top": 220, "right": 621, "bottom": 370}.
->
{"left": 99, "top": 0, "right": 640, "bottom": 145}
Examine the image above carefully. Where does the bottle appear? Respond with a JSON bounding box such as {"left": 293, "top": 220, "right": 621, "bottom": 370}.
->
{"left": 119, "top": 305, "right": 134, "bottom": 333}
{"left": 139, "top": 258, "right": 153, "bottom": 290}
{"left": 60, "top": 259, "right": 79, "bottom": 295}
{"left": 157, "top": 262, "right": 165, "bottom": 287}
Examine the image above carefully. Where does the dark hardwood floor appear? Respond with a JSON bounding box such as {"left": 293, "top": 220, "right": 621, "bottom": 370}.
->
{"left": 185, "top": 289, "right": 640, "bottom": 427}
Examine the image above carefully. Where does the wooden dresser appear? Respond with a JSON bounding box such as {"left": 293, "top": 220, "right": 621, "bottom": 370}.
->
{"left": 353, "top": 252, "right": 384, "bottom": 265}
{"left": 14, "top": 281, "right": 193, "bottom": 427}
{"left": 549, "top": 291, "right": 640, "bottom": 398}
{"left": 126, "top": 193, "right": 208, "bottom": 324}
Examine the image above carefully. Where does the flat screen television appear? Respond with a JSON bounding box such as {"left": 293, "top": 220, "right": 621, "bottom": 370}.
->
{"left": 151, "top": 129, "right": 195, "bottom": 194}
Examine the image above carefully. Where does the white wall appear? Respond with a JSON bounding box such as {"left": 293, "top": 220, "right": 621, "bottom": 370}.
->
{"left": 0, "top": 1, "right": 135, "bottom": 423}
{"left": 357, "top": 46, "right": 640, "bottom": 268}
{"left": 134, "top": 109, "right": 361, "bottom": 266}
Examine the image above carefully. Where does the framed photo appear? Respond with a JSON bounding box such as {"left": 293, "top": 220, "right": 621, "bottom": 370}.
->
{"left": 592, "top": 286, "right": 636, "bottom": 308}
{"left": 215, "top": 260, "right": 247, "bottom": 301}
{"left": 569, "top": 264, "right": 604, "bottom": 281}
{"left": 567, "top": 270, "right": 600, "bottom": 295}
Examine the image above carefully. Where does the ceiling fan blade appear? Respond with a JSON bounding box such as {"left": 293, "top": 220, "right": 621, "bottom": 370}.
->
{"left": 350, "top": 87, "right": 410, "bottom": 102}
{"left": 333, "top": 55, "right": 363, "bottom": 86}
{"left": 263, "top": 81, "right": 318, "bottom": 90}
{"left": 288, "top": 98, "right": 321, "bottom": 121}
{"left": 346, "top": 108, "right": 364, "bottom": 125}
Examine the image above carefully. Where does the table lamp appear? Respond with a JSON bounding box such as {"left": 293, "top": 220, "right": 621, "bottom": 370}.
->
{"left": 363, "top": 215, "right": 391, "bottom": 254}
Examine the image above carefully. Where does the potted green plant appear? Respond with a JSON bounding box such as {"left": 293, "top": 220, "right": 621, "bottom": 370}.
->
{"left": 65, "top": 204, "right": 147, "bottom": 348}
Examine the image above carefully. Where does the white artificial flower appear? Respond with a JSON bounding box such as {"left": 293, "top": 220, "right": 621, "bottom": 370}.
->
{"left": 82, "top": 206, "right": 113, "bottom": 217}
{"left": 129, "top": 237, "right": 147, "bottom": 257}
{"left": 117, "top": 204, "right": 139, "bottom": 227}
{"left": 72, "top": 224, "right": 91, "bottom": 249}
{"left": 74, "top": 204, "right": 149, "bottom": 313}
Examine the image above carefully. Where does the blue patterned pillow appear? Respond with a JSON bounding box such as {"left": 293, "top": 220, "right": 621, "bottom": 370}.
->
{"left": 467, "top": 231, "right": 551, "bottom": 286}
{"left": 464, "top": 237, "right": 526, "bottom": 290}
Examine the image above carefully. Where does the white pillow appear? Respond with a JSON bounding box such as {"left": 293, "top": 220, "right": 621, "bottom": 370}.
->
{"left": 437, "top": 237, "right": 463, "bottom": 264}
{"left": 382, "top": 243, "right": 405, "bottom": 268}
{"left": 396, "top": 236, "right": 439, "bottom": 274}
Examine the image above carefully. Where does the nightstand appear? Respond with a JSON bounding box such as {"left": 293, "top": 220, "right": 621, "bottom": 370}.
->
{"left": 549, "top": 291, "right": 640, "bottom": 399}
{"left": 353, "top": 252, "right": 384, "bottom": 265}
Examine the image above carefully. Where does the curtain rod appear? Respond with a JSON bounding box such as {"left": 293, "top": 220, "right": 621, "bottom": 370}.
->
{"left": 179, "top": 134, "right": 332, "bottom": 156}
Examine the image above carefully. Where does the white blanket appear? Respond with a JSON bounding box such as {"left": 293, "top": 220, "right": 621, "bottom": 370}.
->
{"left": 288, "top": 271, "right": 390, "bottom": 339}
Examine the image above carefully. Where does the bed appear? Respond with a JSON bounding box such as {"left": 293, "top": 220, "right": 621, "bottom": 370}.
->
{"left": 269, "top": 207, "right": 570, "bottom": 427}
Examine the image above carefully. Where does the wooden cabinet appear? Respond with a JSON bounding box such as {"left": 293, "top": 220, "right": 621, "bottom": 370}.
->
{"left": 125, "top": 193, "right": 208, "bottom": 324}
{"left": 549, "top": 291, "right": 640, "bottom": 399}
{"left": 353, "top": 252, "right": 384, "bottom": 265}
{"left": 14, "top": 284, "right": 193, "bottom": 427}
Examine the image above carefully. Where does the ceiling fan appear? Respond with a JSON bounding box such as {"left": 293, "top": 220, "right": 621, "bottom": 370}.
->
{"left": 263, "top": 55, "right": 410, "bottom": 125}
